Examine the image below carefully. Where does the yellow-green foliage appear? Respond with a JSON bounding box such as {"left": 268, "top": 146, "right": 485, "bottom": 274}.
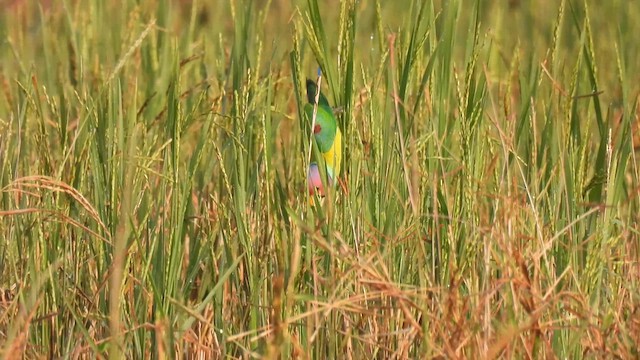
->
{"left": 1, "top": 0, "right": 639, "bottom": 358}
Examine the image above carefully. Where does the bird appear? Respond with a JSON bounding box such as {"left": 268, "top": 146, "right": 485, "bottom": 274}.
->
{"left": 305, "top": 79, "right": 342, "bottom": 201}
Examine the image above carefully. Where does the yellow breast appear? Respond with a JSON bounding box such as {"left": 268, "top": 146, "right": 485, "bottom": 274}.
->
{"left": 322, "top": 128, "right": 342, "bottom": 179}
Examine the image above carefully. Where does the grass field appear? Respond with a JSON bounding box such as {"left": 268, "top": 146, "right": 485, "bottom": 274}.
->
{"left": 1, "top": 0, "right": 639, "bottom": 358}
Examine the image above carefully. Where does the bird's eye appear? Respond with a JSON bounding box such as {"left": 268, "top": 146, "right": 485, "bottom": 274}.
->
{"left": 314, "top": 124, "right": 321, "bottom": 134}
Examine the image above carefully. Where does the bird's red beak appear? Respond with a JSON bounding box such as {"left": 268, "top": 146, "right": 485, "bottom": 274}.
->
{"left": 313, "top": 124, "right": 321, "bottom": 134}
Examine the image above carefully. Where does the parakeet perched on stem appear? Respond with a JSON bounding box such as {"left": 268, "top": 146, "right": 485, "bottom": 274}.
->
{"left": 305, "top": 79, "right": 342, "bottom": 201}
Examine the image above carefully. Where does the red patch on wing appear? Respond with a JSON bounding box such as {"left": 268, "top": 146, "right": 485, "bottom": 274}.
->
{"left": 313, "top": 124, "right": 321, "bottom": 134}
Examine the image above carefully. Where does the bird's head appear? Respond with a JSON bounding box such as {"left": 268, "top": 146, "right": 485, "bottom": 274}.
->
{"left": 306, "top": 79, "right": 330, "bottom": 107}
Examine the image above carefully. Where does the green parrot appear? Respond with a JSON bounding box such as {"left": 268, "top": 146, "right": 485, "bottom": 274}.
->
{"left": 305, "top": 79, "right": 342, "bottom": 199}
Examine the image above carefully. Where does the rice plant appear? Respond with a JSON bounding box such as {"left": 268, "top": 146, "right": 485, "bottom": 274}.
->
{"left": 0, "top": 0, "right": 639, "bottom": 358}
